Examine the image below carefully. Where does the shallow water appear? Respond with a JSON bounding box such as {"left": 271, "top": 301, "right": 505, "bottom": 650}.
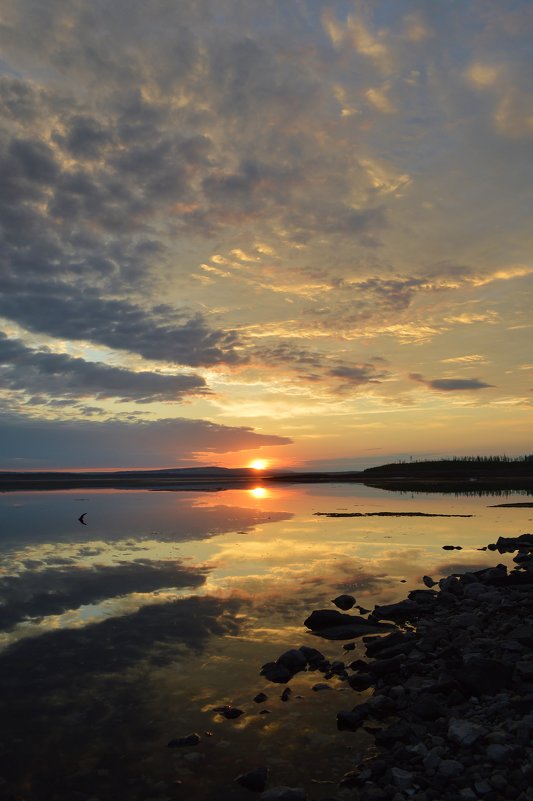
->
{"left": 0, "top": 483, "right": 531, "bottom": 800}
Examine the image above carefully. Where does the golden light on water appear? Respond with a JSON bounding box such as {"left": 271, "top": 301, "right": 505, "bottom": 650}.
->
{"left": 249, "top": 459, "right": 268, "bottom": 470}
{"left": 249, "top": 487, "right": 268, "bottom": 499}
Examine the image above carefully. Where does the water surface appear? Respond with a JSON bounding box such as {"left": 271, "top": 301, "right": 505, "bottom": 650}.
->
{"left": 0, "top": 484, "right": 530, "bottom": 800}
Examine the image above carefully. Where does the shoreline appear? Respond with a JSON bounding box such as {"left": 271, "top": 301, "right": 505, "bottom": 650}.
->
{"left": 1, "top": 469, "right": 532, "bottom": 493}
{"left": 255, "top": 533, "right": 533, "bottom": 801}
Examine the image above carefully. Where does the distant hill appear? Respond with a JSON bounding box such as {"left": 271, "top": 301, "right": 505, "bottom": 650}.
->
{"left": 362, "top": 456, "right": 533, "bottom": 478}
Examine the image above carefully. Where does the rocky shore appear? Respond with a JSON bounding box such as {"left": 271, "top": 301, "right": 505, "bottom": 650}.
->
{"left": 256, "top": 533, "right": 533, "bottom": 801}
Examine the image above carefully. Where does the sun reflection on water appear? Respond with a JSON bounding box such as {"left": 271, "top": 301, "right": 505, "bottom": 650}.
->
{"left": 248, "top": 486, "right": 269, "bottom": 499}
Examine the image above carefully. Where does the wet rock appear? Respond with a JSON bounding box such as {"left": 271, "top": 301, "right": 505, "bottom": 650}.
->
{"left": 423, "top": 575, "right": 437, "bottom": 587}
{"left": 260, "top": 787, "right": 307, "bottom": 801}
{"left": 370, "top": 600, "right": 419, "bottom": 623}
{"left": 280, "top": 687, "right": 291, "bottom": 702}
{"left": 298, "top": 646, "right": 325, "bottom": 665}
{"left": 332, "top": 594, "right": 356, "bottom": 610}
{"left": 167, "top": 733, "right": 200, "bottom": 747}
{"left": 367, "top": 654, "right": 404, "bottom": 677}
{"left": 304, "top": 609, "right": 394, "bottom": 639}
{"left": 347, "top": 672, "right": 374, "bottom": 691}
{"left": 235, "top": 766, "right": 269, "bottom": 792}
{"left": 276, "top": 649, "right": 308, "bottom": 674}
{"left": 260, "top": 662, "right": 292, "bottom": 683}
{"left": 254, "top": 692, "right": 268, "bottom": 703}
{"left": 343, "top": 642, "right": 356, "bottom": 651}
{"left": 312, "top": 683, "right": 331, "bottom": 691}
{"left": 213, "top": 705, "right": 244, "bottom": 719}
{"left": 337, "top": 705, "right": 370, "bottom": 731}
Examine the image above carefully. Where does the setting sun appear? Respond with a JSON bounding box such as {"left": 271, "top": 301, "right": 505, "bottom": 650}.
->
{"left": 249, "top": 458, "right": 268, "bottom": 470}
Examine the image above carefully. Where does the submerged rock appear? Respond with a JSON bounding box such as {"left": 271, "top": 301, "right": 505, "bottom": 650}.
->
{"left": 212, "top": 705, "right": 244, "bottom": 719}
{"left": 235, "top": 766, "right": 269, "bottom": 792}
{"left": 167, "top": 733, "right": 200, "bottom": 747}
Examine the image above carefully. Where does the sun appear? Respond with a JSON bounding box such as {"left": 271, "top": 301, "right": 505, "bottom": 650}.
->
{"left": 249, "top": 458, "right": 268, "bottom": 471}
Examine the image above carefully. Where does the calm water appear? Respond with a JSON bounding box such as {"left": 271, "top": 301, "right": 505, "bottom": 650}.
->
{"left": 0, "top": 483, "right": 531, "bottom": 800}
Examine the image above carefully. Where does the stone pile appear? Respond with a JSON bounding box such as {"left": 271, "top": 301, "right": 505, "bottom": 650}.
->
{"left": 259, "top": 533, "right": 533, "bottom": 801}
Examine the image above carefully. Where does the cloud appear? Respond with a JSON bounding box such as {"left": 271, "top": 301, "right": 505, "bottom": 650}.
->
{"left": 0, "top": 594, "right": 247, "bottom": 677}
{"left": 410, "top": 374, "right": 495, "bottom": 392}
{"left": 0, "top": 288, "right": 242, "bottom": 367}
{"left": 0, "top": 414, "right": 292, "bottom": 469}
{"left": 0, "top": 332, "right": 208, "bottom": 402}
{"left": 0, "top": 559, "right": 208, "bottom": 630}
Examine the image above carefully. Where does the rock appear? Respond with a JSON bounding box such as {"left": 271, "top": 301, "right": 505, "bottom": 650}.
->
{"left": 212, "top": 705, "right": 244, "bottom": 719}
{"left": 312, "top": 683, "right": 331, "bottom": 691}
{"left": 458, "top": 656, "right": 510, "bottom": 695}
{"left": 510, "top": 625, "right": 533, "bottom": 647}
{"left": 448, "top": 718, "right": 487, "bottom": 747}
{"left": 391, "top": 767, "right": 414, "bottom": 790}
{"left": 410, "top": 694, "right": 445, "bottom": 721}
{"left": 370, "top": 600, "right": 419, "bottom": 623}
{"left": 347, "top": 672, "right": 374, "bottom": 691}
{"left": 167, "top": 733, "right": 200, "bottom": 747}
{"left": 337, "top": 705, "right": 370, "bottom": 731}
{"left": 304, "top": 609, "right": 394, "bottom": 639}
{"left": 280, "top": 687, "right": 291, "bottom": 702}
{"left": 343, "top": 642, "right": 356, "bottom": 651}
{"left": 276, "top": 649, "right": 308, "bottom": 673}
{"left": 235, "top": 766, "right": 269, "bottom": 792}
{"left": 437, "top": 759, "right": 464, "bottom": 778}
{"left": 442, "top": 545, "right": 456, "bottom": 550}
{"left": 260, "top": 662, "right": 292, "bottom": 683}
{"left": 332, "top": 594, "right": 356, "bottom": 610}
{"left": 298, "top": 646, "right": 325, "bottom": 664}
{"left": 254, "top": 692, "right": 268, "bottom": 703}
{"left": 486, "top": 743, "right": 514, "bottom": 763}
{"left": 367, "top": 654, "right": 404, "bottom": 677}
{"left": 365, "top": 631, "right": 414, "bottom": 657}
{"left": 423, "top": 575, "right": 437, "bottom": 587}
{"left": 260, "top": 787, "right": 307, "bottom": 801}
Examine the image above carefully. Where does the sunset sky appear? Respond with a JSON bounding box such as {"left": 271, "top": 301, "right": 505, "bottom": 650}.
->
{"left": 0, "top": 0, "right": 531, "bottom": 470}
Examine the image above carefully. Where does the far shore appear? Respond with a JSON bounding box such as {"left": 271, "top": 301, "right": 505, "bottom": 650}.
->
{"left": 1, "top": 466, "right": 533, "bottom": 493}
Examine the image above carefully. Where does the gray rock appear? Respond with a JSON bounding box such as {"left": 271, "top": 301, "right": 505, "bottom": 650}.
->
{"left": 448, "top": 718, "right": 487, "bottom": 746}
{"left": 437, "top": 759, "right": 464, "bottom": 778}
{"left": 391, "top": 767, "right": 414, "bottom": 790}
{"left": 486, "top": 743, "right": 514, "bottom": 763}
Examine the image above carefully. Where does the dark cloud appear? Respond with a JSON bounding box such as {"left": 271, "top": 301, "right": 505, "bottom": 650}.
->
{"left": 0, "top": 332, "right": 208, "bottom": 402}
{"left": 0, "top": 287, "right": 242, "bottom": 367}
{"left": 0, "top": 594, "right": 246, "bottom": 679}
{"left": 0, "top": 559, "right": 208, "bottom": 630}
{"left": 410, "top": 373, "right": 495, "bottom": 391}
{"left": 329, "top": 363, "right": 390, "bottom": 386}
{"left": 0, "top": 414, "right": 292, "bottom": 469}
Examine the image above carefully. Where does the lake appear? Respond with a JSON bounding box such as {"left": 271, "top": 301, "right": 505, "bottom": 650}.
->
{"left": 0, "top": 483, "right": 531, "bottom": 800}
